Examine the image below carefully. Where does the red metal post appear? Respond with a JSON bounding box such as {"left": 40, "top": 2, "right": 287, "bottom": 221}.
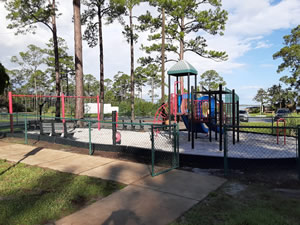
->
{"left": 8, "top": 92, "right": 13, "bottom": 133}
{"left": 61, "top": 93, "right": 65, "bottom": 123}
{"left": 97, "top": 95, "right": 100, "bottom": 130}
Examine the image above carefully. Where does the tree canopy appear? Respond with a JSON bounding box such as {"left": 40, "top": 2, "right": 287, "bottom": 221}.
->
{"left": 200, "top": 70, "right": 226, "bottom": 90}
{"left": 0, "top": 63, "right": 10, "bottom": 95}
{"left": 139, "top": 0, "right": 228, "bottom": 62}
{"left": 5, "top": 0, "right": 62, "bottom": 117}
{"left": 273, "top": 25, "right": 300, "bottom": 89}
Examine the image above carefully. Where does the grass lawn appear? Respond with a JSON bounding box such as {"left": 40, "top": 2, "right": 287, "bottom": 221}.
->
{"left": 0, "top": 127, "right": 24, "bottom": 133}
{"left": 170, "top": 180, "right": 300, "bottom": 225}
{"left": 239, "top": 121, "right": 297, "bottom": 136}
{"left": 249, "top": 113, "right": 274, "bottom": 117}
{"left": 0, "top": 159, "right": 125, "bottom": 225}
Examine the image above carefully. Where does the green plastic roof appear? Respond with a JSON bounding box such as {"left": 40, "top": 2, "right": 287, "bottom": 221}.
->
{"left": 167, "top": 60, "right": 198, "bottom": 76}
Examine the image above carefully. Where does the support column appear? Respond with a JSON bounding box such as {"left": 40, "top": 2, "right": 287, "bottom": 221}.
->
{"left": 215, "top": 94, "right": 217, "bottom": 141}
{"left": 191, "top": 86, "right": 194, "bottom": 149}
{"left": 8, "top": 92, "right": 13, "bottom": 133}
{"left": 61, "top": 93, "right": 65, "bottom": 123}
{"left": 168, "top": 74, "right": 171, "bottom": 137}
{"left": 188, "top": 73, "right": 190, "bottom": 142}
{"left": 209, "top": 93, "right": 212, "bottom": 142}
{"left": 97, "top": 95, "right": 100, "bottom": 130}
{"left": 232, "top": 89, "right": 235, "bottom": 145}
{"left": 237, "top": 100, "right": 240, "bottom": 142}
{"left": 219, "top": 84, "right": 223, "bottom": 151}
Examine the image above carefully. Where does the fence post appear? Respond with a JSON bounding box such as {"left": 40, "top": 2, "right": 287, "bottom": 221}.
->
{"left": 8, "top": 92, "right": 14, "bottom": 133}
{"left": 88, "top": 121, "right": 92, "bottom": 155}
{"left": 272, "top": 117, "right": 274, "bottom": 135}
{"left": 112, "top": 111, "right": 116, "bottom": 145}
{"left": 224, "top": 124, "right": 228, "bottom": 176}
{"left": 297, "top": 125, "right": 300, "bottom": 180}
{"left": 173, "top": 124, "right": 177, "bottom": 168}
{"left": 151, "top": 125, "right": 155, "bottom": 176}
{"left": 24, "top": 114, "right": 28, "bottom": 145}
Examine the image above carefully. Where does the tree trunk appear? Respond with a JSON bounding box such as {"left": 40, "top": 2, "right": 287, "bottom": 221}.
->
{"left": 179, "top": 16, "right": 184, "bottom": 60}
{"left": 161, "top": 7, "right": 165, "bottom": 103}
{"left": 129, "top": 8, "right": 135, "bottom": 121}
{"left": 97, "top": 5, "right": 104, "bottom": 121}
{"left": 179, "top": 16, "right": 184, "bottom": 92}
{"left": 73, "top": 0, "right": 84, "bottom": 125}
{"left": 51, "top": 0, "right": 60, "bottom": 119}
{"left": 151, "top": 78, "right": 154, "bottom": 104}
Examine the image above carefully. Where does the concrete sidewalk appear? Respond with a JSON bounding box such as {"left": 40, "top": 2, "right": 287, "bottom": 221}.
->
{"left": 0, "top": 141, "right": 226, "bottom": 225}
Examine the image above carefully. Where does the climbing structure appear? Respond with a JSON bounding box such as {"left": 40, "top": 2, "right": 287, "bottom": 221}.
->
{"left": 153, "top": 60, "right": 240, "bottom": 151}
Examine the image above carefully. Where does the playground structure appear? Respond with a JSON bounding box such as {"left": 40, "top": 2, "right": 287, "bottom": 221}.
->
{"left": 153, "top": 60, "right": 240, "bottom": 151}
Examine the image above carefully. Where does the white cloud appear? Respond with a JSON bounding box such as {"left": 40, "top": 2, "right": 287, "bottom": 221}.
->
{"left": 260, "top": 63, "right": 275, "bottom": 68}
{"left": 223, "top": 0, "right": 300, "bottom": 36}
{"left": 238, "top": 85, "right": 262, "bottom": 90}
{"left": 1, "top": 0, "right": 300, "bottom": 104}
{"left": 255, "top": 41, "right": 272, "bottom": 49}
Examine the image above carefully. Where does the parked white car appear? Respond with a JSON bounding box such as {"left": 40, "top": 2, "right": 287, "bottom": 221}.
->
{"left": 239, "top": 110, "right": 249, "bottom": 122}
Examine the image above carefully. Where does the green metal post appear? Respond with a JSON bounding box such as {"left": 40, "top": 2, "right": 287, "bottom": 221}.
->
{"left": 24, "top": 114, "right": 28, "bottom": 145}
{"left": 297, "top": 125, "right": 300, "bottom": 180}
{"left": 151, "top": 125, "right": 155, "bottom": 176}
{"left": 88, "top": 121, "right": 92, "bottom": 155}
{"left": 173, "top": 124, "right": 177, "bottom": 168}
{"left": 272, "top": 117, "right": 274, "bottom": 135}
{"left": 177, "top": 123, "right": 179, "bottom": 168}
{"left": 224, "top": 125, "right": 228, "bottom": 176}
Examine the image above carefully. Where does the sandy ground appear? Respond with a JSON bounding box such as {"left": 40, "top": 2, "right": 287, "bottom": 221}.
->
{"left": 28, "top": 126, "right": 297, "bottom": 159}
{"left": 68, "top": 128, "right": 297, "bottom": 159}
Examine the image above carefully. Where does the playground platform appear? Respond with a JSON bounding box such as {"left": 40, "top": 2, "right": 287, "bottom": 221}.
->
{"left": 0, "top": 141, "right": 226, "bottom": 225}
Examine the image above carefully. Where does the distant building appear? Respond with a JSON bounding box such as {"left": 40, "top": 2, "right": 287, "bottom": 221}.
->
{"left": 84, "top": 103, "right": 119, "bottom": 114}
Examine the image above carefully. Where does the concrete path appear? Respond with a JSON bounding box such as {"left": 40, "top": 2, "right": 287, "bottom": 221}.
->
{"left": 0, "top": 141, "right": 226, "bottom": 225}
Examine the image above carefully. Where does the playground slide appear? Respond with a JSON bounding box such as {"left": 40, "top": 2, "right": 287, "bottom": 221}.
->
{"left": 204, "top": 121, "right": 222, "bottom": 133}
{"left": 181, "top": 115, "right": 209, "bottom": 133}
{"left": 181, "top": 115, "right": 222, "bottom": 134}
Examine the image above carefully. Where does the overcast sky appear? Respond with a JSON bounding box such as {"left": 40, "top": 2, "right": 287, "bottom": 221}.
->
{"left": 0, "top": 0, "right": 300, "bottom": 105}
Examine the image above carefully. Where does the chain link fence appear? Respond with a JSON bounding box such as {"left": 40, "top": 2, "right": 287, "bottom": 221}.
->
{"left": 1, "top": 113, "right": 299, "bottom": 180}
{"left": 0, "top": 113, "right": 179, "bottom": 177}
{"left": 151, "top": 124, "right": 179, "bottom": 176}
{"left": 224, "top": 125, "right": 300, "bottom": 180}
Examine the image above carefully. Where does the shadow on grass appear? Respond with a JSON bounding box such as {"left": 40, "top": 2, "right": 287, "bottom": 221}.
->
{"left": 0, "top": 160, "right": 125, "bottom": 225}
{"left": 0, "top": 147, "right": 43, "bottom": 176}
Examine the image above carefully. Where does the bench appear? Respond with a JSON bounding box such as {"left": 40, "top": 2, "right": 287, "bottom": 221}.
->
{"left": 121, "top": 120, "right": 145, "bottom": 131}
{"left": 28, "top": 120, "right": 39, "bottom": 129}
{"left": 40, "top": 122, "right": 68, "bottom": 137}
